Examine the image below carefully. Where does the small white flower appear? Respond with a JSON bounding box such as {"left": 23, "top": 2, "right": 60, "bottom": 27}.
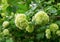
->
{"left": 2, "top": 21, "right": 9, "bottom": 28}
{"left": 45, "top": 29, "right": 51, "bottom": 39}
{"left": 3, "top": 29, "right": 9, "bottom": 35}
{"left": 56, "top": 30, "right": 60, "bottom": 36}
{"left": 0, "top": 5, "right": 2, "bottom": 10}
{"left": 30, "top": 1, "right": 37, "bottom": 9}
{"left": 26, "top": 25, "right": 34, "bottom": 33}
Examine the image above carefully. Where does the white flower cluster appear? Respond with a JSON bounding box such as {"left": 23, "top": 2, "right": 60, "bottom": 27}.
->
{"left": 3, "top": 29, "right": 9, "bottom": 36}
{"left": 2, "top": 21, "right": 9, "bottom": 28}
{"left": 26, "top": 24, "right": 34, "bottom": 33}
{"left": 15, "top": 14, "right": 29, "bottom": 30}
{"left": 15, "top": 14, "right": 34, "bottom": 33}
{"left": 15, "top": 11, "right": 49, "bottom": 33}
{"left": 45, "top": 29, "right": 51, "bottom": 39}
{"left": 45, "top": 23, "right": 60, "bottom": 39}
{"left": 49, "top": 23, "right": 59, "bottom": 33}
{"left": 1, "top": 13, "right": 6, "bottom": 17}
{"left": 32, "top": 11, "right": 49, "bottom": 25}
{"left": 56, "top": 30, "right": 60, "bottom": 36}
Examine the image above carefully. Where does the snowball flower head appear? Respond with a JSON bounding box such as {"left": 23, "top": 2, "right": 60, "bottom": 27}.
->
{"left": 2, "top": 21, "right": 9, "bottom": 28}
{"left": 3, "top": 29, "right": 9, "bottom": 36}
{"left": 15, "top": 14, "right": 29, "bottom": 30}
{"left": 32, "top": 11, "right": 49, "bottom": 25}
{"left": 56, "top": 30, "right": 60, "bottom": 36}
{"left": 45, "top": 29, "right": 51, "bottom": 39}
{"left": 26, "top": 25, "right": 34, "bottom": 33}
{"left": 49, "top": 23, "right": 59, "bottom": 32}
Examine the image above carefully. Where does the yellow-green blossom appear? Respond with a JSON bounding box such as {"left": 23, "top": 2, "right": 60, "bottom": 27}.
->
{"left": 2, "top": 21, "right": 9, "bottom": 28}
{"left": 3, "top": 29, "right": 9, "bottom": 36}
{"left": 56, "top": 30, "right": 60, "bottom": 36}
{"left": 49, "top": 23, "right": 59, "bottom": 32}
{"left": 32, "top": 11, "right": 49, "bottom": 25}
{"left": 15, "top": 14, "right": 29, "bottom": 30}
{"left": 26, "top": 25, "right": 34, "bottom": 33}
{"left": 45, "top": 29, "right": 51, "bottom": 39}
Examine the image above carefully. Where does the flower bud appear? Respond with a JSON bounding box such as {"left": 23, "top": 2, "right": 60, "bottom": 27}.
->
{"left": 26, "top": 25, "right": 34, "bottom": 33}
{"left": 3, "top": 29, "right": 9, "bottom": 36}
{"left": 45, "top": 29, "right": 51, "bottom": 39}
{"left": 1, "top": 13, "right": 6, "bottom": 17}
{"left": 2, "top": 21, "right": 9, "bottom": 28}
{"left": 56, "top": 30, "right": 60, "bottom": 36}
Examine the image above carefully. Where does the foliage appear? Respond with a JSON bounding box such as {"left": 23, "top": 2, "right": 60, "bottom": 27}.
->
{"left": 0, "top": 0, "right": 60, "bottom": 42}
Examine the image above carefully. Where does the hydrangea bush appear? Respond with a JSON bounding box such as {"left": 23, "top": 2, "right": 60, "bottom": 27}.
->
{"left": 0, "top": 0, "right": 60, "bottom": 42}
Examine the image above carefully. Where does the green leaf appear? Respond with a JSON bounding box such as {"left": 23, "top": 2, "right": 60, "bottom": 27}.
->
{"left": 36, "top": 33, "right": 44, "bottom": 39}
{"left": 6, "top": 38, "right": 14, "bottom": 42}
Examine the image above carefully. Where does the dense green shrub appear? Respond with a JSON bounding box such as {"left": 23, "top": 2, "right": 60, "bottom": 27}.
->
{"left": 0, "top": 0, "right": 60, "bottom": 42}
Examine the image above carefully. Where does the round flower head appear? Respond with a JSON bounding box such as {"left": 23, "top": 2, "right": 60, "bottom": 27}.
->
{"left": 32, "top": 11, "right": 49, "bottom": 25}
{"left": 3, "top": 29, "right": 9, "bottom": 36}
{"left": 1, "top": 13, "right": 6, "bottom": 17}
{"left": 26, "top": 25, "right": 34, "bottom": 33}
{"left": 49, "top": 23, "right": 59, "bottom": 32}
{"left": 15, "top": 14, "right": 29, "bottom": 30}
{"left": 2, "top": 21, "right": 9, "bottom": 28}
{"left": 45, "top": 29, "right": 51, "bottom": 39}
{"left": 56, "top": 30, "right": 60, "bottom": 36}
{"left": 15, "top": 14, "right": 26, "bottom": 19}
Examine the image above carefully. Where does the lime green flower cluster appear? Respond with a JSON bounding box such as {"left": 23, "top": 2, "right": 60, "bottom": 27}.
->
{"left": 15, "top": 11, "right": 49, "bottom": 33}
{"left": 49, "top": 23, "right": 59, "bottom": 33}
{"left": 26, "top": 23, "right": 34, "bottom": 33}
{"left": 1, "top": 13, "right": 6, "bottom": 17}
{"left": 15, "top": 14, "right": 29, "bottom": 30}
{"left": 32, "top": 11, "right": 49, "bottom": 25}
{"left": 45, "top": 23, "right": 60, "bottom": 39}
{"left": 45, "top": 29, "right": 51, "bottom": 39}
{"left": 2, "top": 21, "right": 9, "bottom": 28}
{"left": 2, "top": 0, "right": 9, "bottom": 12}
{"left": 56, "top": 30, "right": 60, "bottom": 36}
{"left": 15, "top": 14, "right": 34, "bottom": 33}
{"left": 3, "top": 29, "right": 9, "bottom": 36}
